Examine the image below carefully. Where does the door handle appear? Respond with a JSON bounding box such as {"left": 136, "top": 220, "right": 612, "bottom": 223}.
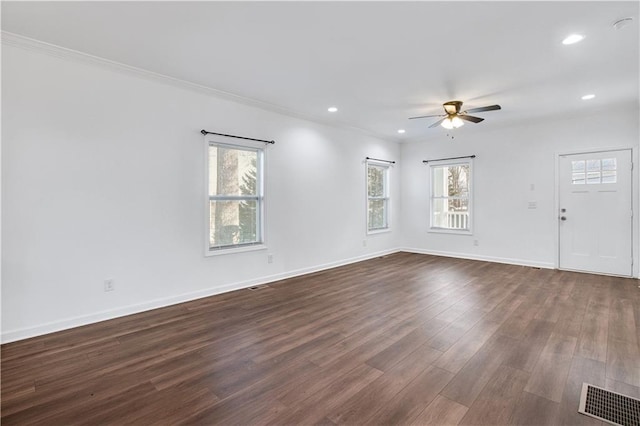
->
{"left": 560, "top": 216, "right": 567, "bottom": 221}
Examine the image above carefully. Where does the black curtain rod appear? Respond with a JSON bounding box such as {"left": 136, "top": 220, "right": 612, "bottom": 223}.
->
{"left": 201, "top": 129, "right": 275, "bottom": 145}
{"left": 366, "top": 157, "right": 396, "bottom": 164}
{"left": 422, "top": 155, "right": 475, "bottom": 164}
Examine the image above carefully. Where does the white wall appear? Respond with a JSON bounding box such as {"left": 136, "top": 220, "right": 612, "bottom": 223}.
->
{"left": 1, "top": 44, "right": 401, "bottom": 342}
{"left": 3, "top": 41, "right": 638, "bottom": 344}
{"left": 400, "top": 107, "right": 639, "bottom": 273}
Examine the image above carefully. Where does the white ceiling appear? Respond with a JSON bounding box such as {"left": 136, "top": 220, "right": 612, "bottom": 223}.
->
{"left": 2, "top": 1, "right": 639, "bottom": 142}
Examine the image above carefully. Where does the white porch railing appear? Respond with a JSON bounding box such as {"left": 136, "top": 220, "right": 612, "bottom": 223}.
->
{"left": 434, "top": 211, "right": 469, "bottom": 229}
{"left": 447, "top": 211, "right": 468, "bottom": 229}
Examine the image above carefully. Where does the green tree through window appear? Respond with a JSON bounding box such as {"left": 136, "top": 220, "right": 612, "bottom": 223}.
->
{"left": 430, "top": 161, "right": 471, "bottom": 231}
{"left": 208, "top": 143, "right": 263, "bottom": 251}
{"left": 239, "top": 157, "right": 257, "bottom": 243}
{"left": 367, "top": 162, "right": 389, "bottom": 231}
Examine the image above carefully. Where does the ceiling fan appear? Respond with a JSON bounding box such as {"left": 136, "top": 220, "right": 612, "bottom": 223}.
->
{"left": 409, "top": 101, "right": 501, "bottom": 129}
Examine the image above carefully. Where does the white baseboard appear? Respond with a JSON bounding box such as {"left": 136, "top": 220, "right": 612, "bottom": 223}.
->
{"left": 1, "top": 248, "right": 400, "bottom": 343}
{"left": 400, "top": 247, "right": 556, "bottom": 270}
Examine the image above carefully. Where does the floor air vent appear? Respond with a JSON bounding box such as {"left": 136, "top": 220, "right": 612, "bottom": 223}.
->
{"left": 247, "top": 285, "right": 270, "bottom": 291}
{"left": 578, "top": 383, "right": 640, "bottom": 426}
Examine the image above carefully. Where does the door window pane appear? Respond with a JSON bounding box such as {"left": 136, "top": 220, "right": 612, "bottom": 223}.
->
{"left": 572, "top": 160, "right": 585, "bottom": 172}
{"left": 586, "top": 159, "right": 600, "bottom": 172}
{"left": 587, "top": 172, "right": 601, "bottom": 184}
{"left": 602, "top": 158, "right": 616, "bottom": 170}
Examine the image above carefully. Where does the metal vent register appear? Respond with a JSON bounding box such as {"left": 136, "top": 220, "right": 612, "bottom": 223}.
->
{"left": 579, "top": 383, "right": 640, "bottom": 426}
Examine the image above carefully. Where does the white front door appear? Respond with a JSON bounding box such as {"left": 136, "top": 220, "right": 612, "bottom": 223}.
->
{"left": 558, "top": 149, "right": 632, "bottom": 276}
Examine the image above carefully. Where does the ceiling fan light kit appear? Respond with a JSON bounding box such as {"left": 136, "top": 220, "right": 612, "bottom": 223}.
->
{"left": 442, "top": 115, "right": 464, "bottom": 129}
{"left": 409, "top": 100, "right": 501, "bottom": 130}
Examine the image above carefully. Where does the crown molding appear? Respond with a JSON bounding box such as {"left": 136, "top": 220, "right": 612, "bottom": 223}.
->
{"left": 2, "top": 31, "right": 392, "bottom": 142}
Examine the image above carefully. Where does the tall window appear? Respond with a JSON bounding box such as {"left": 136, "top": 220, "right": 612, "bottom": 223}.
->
{"left": 208, "top": 142, "right": 264, "bottom": 251}
{"left": 367, "top": 162, "right": 390, "bottom": 232}
{"left": 430, "top": 160, "right": 472, "bottom": 232}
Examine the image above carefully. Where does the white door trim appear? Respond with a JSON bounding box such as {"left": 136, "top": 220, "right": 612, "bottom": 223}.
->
{"left": 554, "top": 145, "right": 637, "bottom": 277}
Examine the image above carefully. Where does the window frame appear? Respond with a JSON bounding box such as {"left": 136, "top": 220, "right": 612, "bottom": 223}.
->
{"left": 204, "top": 139, "right": 266, "bottom": 256}
{"left": 366, "top": 160, "right": 391, "bottom": 234}
{"left": 428, "top": 158, "right": 473, "bottom": 235}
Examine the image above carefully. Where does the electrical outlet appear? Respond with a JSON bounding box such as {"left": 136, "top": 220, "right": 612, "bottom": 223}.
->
{"left": 104, "top": 279, "right": 114, "bottom": 292}
{"left": 473, "top": 240, "right": 479, "bottom": 246}
{"left": 363, "top": 240, "right": 367, "bottom": 247}
{"left": 267, "top": 254, "right": 273, "bottom": 264}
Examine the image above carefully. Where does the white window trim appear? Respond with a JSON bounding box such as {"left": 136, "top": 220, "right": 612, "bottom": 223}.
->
{"left": 204, "top": 137, "right": 267, "bottom": 256}
{"left": 428, "top": 158, "right": 473, "bottom": 235}
{"left": 366, "top": 160, "right": 391, "bottom": 234}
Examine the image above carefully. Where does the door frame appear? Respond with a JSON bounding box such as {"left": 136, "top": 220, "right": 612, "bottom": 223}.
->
{"left": 554, "top": 145, "right": 638, "bottom": 278}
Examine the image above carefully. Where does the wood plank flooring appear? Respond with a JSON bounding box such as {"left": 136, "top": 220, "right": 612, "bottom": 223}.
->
{"left": 2, "top": 252, "right": 639, "bottom": 425}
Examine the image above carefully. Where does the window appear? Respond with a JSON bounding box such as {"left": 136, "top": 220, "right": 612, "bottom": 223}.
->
{"left": 572, "top": 158, "right": 617, "bottom": 184}
{"left": 430, "top": 160, "right": 472, "bottom": 232}
{"left": 208, "top": 142, "right": 264, "bottom": 252}
{"left": 367, "top": 162, "right": 390, "bottom": 232}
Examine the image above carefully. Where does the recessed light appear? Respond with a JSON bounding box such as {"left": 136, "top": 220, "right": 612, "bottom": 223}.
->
{"left": 562, "top": 34, "right": 585, "bottom": 45}
{"left": 327, "top": 107, "right": 338, "bottom": 112}
{"left": 581, "top": 94, "right": 595, "bottom": 100}
{"left": 397, "top": 129, "right": 406, "bottom": 134}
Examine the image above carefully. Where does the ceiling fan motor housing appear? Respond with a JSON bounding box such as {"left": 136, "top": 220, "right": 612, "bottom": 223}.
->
{"left": 443, "top": 101, "right": 463, "bottom": 114}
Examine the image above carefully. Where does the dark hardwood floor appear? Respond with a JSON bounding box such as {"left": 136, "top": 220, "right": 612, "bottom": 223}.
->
{"left": 2, "top": 252, "right": 639, "bottom": 425}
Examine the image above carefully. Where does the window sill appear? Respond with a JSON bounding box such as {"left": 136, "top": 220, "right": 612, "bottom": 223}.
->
{"left": 428, "top": 228, "right": 473, "bottom": 236}
{"left": 205, "top": 244, "right": 267, "bottom": 257}
{"left": 367, "top": 228, "right": 391, "bottom": 235}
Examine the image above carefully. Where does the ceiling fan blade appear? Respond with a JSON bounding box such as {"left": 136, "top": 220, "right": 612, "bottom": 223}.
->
{"left": 459, "top": 115, "right": 485, "bottom": 123}
{"left": 463, "top": 104, "right": 501, "bottom": 114}
{"left": 409, "top": 114, "right": 445, "bottom": 120}
{"left": 429, "top": 118, "right": 447, "bottom": 128}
